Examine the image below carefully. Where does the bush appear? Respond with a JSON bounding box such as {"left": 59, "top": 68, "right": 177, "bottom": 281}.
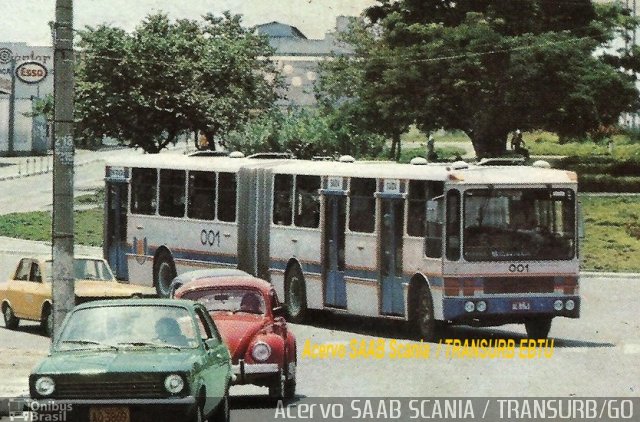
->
{"left": 579, "top": 174, "right": 640, "bottom": 193}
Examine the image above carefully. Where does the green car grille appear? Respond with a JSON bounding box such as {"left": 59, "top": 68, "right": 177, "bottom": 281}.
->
{"left": 53, "top": 374, "right": 169, "bottom": 399}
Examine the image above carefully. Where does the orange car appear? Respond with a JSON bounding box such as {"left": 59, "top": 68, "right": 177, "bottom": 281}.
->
{"left": 1, "top": 256, "right": 156, "bottom": 336}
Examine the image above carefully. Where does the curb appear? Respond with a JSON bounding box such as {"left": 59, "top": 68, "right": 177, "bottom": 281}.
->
{"left": 580, "top": 272, "right": 639, "bottom": 279}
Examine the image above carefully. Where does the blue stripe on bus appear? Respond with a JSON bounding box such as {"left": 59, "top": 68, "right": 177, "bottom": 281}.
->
{"left": 269, "top": 259, "right": 379, "bottom": 281}
{"left": 131, "top": 245, "right": 239, "bottom": 267}
{"left": 442, "top": 296, "right": 580, "bottom": 321}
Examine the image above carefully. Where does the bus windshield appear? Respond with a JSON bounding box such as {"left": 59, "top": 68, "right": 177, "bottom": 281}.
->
{"left": 463, "top": 188, "right": 575, "bottom": 261}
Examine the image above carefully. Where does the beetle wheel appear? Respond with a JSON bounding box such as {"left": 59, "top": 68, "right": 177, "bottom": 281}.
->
{"left": 269, "top": 369, "right": 285, "bottom": 400}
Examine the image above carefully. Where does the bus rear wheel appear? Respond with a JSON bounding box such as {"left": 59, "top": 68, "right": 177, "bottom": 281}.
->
{"left": 154, "top": 251, "right": 177, "bottom": 298}
{"left": 525, "top": 318, "right": 552, "bottom": 339}
{"left": 412, "top": 282, "right": 437, "bottom": 342}
{"left": 285, "top": 264, "right": 307, "bottom": 323}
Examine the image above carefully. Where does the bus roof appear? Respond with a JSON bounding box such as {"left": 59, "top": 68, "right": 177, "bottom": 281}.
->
{"left": 105, "top": 155, "right": 577, "bottom": 185}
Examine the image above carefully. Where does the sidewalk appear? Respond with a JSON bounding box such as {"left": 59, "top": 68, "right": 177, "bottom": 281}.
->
{"left": 0, "top": 149, "right": 104, "bottom": 182}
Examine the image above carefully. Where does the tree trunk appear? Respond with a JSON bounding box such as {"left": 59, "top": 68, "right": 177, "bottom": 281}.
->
{"left": 468, "top": 128, "right": 509, "bottom": 159}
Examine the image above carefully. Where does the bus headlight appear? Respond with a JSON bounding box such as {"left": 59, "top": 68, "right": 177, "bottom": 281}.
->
{"left": 164, "top": 374, "right": 184, "bottom": 394}
{"left": 553, "top": 300, "right": 564, "bottom": 311}
{"left": 565, "top": 300, "right": 575, "bottom": 311}
{"left": 252, "top": 342, "right": 271, "bottom": 362}
{"left": 464, "top": 301, "right": 475, "bottom": 313}
{"left": 35, "top": 376, "right": 55, "bottom": 396}
{"left": 476, "top": 301, "right": 487, "bottom": 312}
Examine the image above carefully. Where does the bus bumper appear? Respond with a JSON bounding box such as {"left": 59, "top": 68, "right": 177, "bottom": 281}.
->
{"left": 442, "top": 296, "right": 580, "bottom": 323}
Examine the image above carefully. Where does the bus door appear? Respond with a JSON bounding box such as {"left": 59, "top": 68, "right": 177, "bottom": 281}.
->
{"left": 322, "top": 178, "right": 347, "bottom": 308}
{"left": 378, "top": 181, "right": 405, "bottom": 315}
{"left": 104, "top": 167, "right": 129, "bottom": 280}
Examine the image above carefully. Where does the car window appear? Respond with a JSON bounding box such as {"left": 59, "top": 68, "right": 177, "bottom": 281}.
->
{"left": 29, "top": 263, "right": 42, "bottom": 283}
{"left": 43, "top": 259, "right": 115, "bottom": 282}
{"left": 182, "top": 288, "right": 265, "bottom": 315}
{"left": 194, "top": 308, "right": 212, "bottom": 340}
{"left": 56, "top": 305, "right": 199, "bottom": 350}
{"left": 14, "top": 259, "right": 30, "bottom": 281}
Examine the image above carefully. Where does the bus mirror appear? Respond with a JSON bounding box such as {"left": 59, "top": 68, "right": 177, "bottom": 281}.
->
{"left": 426, "top": 199, "right": 443, "bottom": 223}
{"left": 578, "top": 202, "right": 585, "bottom": 239}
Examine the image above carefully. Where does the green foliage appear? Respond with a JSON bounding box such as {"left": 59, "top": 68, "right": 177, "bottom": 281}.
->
{"left": 0, "top": 209, "right": 104, "bottom": 247}
{"left": 579, "top": 195, "right": 640, "bottom": 272}
{"left": 319, "top": 1, "right": 640, "bottom": 158}
{"left": 75, "top": 12, "right": 281, "bottom": 153}
{"left": 225, "top": 108, "right": 386, "bottom": 159}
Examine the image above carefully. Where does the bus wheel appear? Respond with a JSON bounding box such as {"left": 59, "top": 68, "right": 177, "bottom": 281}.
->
{"left": 154, "top": 251, "right": 177, "bottom": 298}
{"left": 525, "top": 318, "right": 552, "bottom": 339}
{"left": 285, "top": 264, "right": 307, "bottom": 323}
{"left": 412, "top": 283, "right": 437, "bottom": 342}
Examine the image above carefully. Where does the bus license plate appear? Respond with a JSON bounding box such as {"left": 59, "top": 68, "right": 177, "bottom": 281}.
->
{"left": 90, "top": 406, "right": 130, "bottom": 422}
{"left": 511, "top": 301, "right": 531, "bottom": 311}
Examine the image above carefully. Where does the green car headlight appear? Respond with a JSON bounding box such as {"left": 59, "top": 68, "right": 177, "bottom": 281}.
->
{"left": 164, "top": 374, "right": 185, "bottom": 394}
{"left": 35, "top": 376, "right": 55, "bottom": 396}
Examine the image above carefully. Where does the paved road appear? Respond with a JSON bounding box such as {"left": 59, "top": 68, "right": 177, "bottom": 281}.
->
{"left": 0, "top": 147, "right": 638, "bottom": 421}
{"left": 1, "top": 243, "right": 638, "bottom": 420}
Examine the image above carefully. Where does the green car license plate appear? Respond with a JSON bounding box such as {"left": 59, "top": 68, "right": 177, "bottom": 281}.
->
{"left": 90, "top": 406, "right": 130, "bottom": 422}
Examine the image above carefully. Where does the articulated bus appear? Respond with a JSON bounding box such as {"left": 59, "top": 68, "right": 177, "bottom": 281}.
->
{"left": 104, "top": 154, "right": 580, "bottom": 340}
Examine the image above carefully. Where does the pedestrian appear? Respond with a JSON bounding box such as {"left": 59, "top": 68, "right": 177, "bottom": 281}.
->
{"left": 510, "top": 129, "right": 529, "bottom": 159}
{"left": 426, "top": 135, "right": 438, "bottom": 162}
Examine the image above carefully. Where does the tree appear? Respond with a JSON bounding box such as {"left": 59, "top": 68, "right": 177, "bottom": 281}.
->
{"left": 224, "top": 107, "right": 385, "bottom": 159}
{"left": 75, "top": 12, "right": 281, "bottom": 153}
{"left": 318, "top": 0, "right": 640, "bottom": 158}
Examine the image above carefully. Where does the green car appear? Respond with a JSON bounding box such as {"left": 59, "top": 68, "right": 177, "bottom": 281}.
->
{"left": 28, "top": 299, "right": 232, "bottom": 422}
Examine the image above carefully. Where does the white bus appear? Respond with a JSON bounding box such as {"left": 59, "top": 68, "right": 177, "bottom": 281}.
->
{"left": 104, "top": 154, "right": 580, "bottom": 340}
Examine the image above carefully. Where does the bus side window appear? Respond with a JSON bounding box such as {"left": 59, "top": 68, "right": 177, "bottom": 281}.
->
{"left": 407, "top": 180, "right": 427, "bottom": 237}
{"left": 159, "top": 169, "right": 186, "bottom": 218}
{"left": 273, "top": 174, "right": 293, "bottom": 226}
{"left": 446, "top": 189, "right": 461, "bottom": 261}
{"left": 188, "top": 171, "right": 216, "bottom": 221}
{"left": 349, "top": 178, "right": 376, "bottom": 233}
{"left": 218, "top": 172, "right": 237, "bottom": 222}
{"left": 131, "top": 168, "right": 158, "bottom": 215}
{"left": 294, "top": 175, "right": 320, "bottom": 228}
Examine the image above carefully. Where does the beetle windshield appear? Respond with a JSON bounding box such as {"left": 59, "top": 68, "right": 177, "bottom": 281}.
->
{"left": 182, "top": 289, "right": 266, "bottom": 315}
{"left": 55, "top": 305, "right": 198, "bottom": 351}
{"left": 463, "top": 188, "right": 576, "bottom": 261}
{"left": 44, "top": 258, "right": 115, "bottom": 282}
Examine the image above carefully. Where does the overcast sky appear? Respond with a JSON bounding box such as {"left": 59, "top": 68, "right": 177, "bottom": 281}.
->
{"left": 2, "top": 0, "right": 377, "bottom": 46}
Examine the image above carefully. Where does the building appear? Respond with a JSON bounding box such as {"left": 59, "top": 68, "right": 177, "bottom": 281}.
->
{"left": 0, "top": 42, "right": 53, "bottom": 156}
{"left": 257, "top": 17, "right": 354, "bottom": 107}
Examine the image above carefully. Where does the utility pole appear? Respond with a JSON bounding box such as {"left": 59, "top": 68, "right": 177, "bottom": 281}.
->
{"left": 52, "top": 0, "right": 75, "bottom": 340}
{"left": 7, "top": 58, "right": 15, "bottom": 155}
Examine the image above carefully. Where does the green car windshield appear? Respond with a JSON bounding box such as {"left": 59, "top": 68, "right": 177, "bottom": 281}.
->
{"left": 44, "top": 258, "right": 115, "bottom": 282}
{"left": 56, "top": 305, "right": 199, "bottom": 351}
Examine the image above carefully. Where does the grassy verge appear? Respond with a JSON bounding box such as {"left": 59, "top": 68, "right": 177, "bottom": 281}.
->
{"left": 0, "top": 194, "right": 637, "bottom": 272}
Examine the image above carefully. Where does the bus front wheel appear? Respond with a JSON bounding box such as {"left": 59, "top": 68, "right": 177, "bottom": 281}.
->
{"left": 154, "top": 251, "right": 177, "bottom": 298}
{"left": 412, "top": 282, "right": 437, "bottom": 342}
{"left": 285, "top": 265, "right": 307, "bottom": 323}
{"left": 525, "top": 318, "right": 552, "bottom": 339}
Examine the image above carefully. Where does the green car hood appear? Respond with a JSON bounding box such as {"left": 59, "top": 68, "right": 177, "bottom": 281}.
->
{"left": 34, "top": 348, "right": 201, "bottom": 375}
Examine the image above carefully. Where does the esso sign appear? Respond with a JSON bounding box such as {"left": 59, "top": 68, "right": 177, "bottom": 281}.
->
{"left": 15, "top": 61, "right": 48, "bottom": 84}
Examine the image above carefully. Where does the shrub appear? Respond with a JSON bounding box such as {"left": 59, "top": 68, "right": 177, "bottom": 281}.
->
{"left": 579, "top": 174, "right": 640, "bottom": 192}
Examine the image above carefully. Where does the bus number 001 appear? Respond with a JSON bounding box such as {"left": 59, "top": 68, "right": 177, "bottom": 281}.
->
{"left": 509, "top": 263, "right": 529, "bottom": 273}
{"left": 201, "top": 229, "right": 221, "bottom": 247}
